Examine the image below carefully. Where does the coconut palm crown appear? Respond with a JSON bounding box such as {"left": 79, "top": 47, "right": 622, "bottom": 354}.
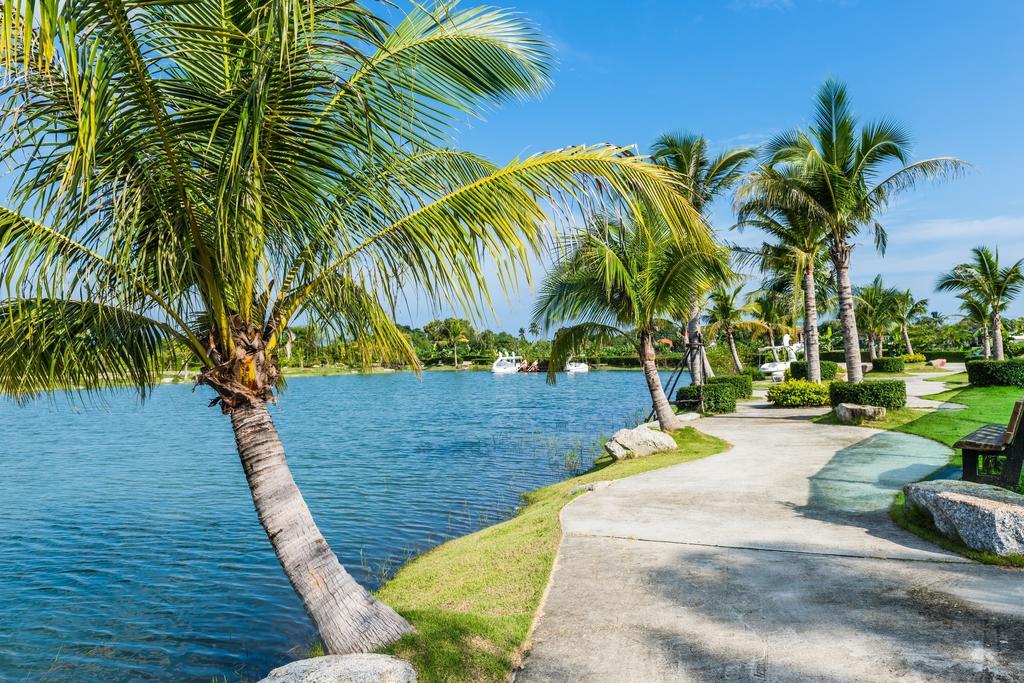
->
{"left": 0, "top": 1, "right": 711, "bottom": 655}
{"left": 737, "top": 80, "right": 968, "bottom": 382}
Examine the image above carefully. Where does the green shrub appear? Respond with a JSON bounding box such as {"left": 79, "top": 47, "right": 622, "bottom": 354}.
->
{"left": 707, "top": 374, "right": 753, "bottom": 399}
{"left": 871, "top": 357, "right": 905, "bottom": 373}
{"left": 766, "top": 380, "right": 830, "bottom": 407}
{"left": 676, "top": 383, "right": 736, "bottom": 414}
{"left": 740, "top": 366, "right": 764, "bottom": 381}
{"left": 789, "top": 360, "right": 839, "bottom": 381}
{"left": 900, "top": 353, "right": 926, "bottom": 364}
{"left": 829, "top": 380, "right": 907, "bottom": 409}
{"left": 965, "top": 359, "right": 1024, "bottom": 387}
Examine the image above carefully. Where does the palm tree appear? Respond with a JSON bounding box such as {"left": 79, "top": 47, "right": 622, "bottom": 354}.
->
{"left": 704, "top": 284, "right": 769, "bottom": 373}
{"left": 0, "top": 2, "right": 705, "bottom": 654}
{"left": 739, "top": 80, "right": 967, "bottom": 382}
{"left": 854, "top": 276, "right": 899, "bottom": 360}
{"left": 651, "top": 133, "right": 756, "bottom": 384}
{"left": 958, "top": 294, "right": 996, "bottom": 358}
{"left": 735, "top": 176, "right": 832, "bottom": 382}
{"left": 529, "top": 322, "right": 541, "bottom": 339}
{"left": 936, "top": 246, "right": 1024, "bottom": 361}
{"left": 750, "top": 291, "right": 794, "bottom": 351}
{"left": 424, "top": 318, "right": 472, "bottom": 366}
{"left": 893, "top": 290, "right": 930, "bottom": 356}
{"left": 534, "top": 207, "right": 723, "bottom": 432}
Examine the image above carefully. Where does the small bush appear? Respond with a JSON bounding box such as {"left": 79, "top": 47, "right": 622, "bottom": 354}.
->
{"left": 707, "top": 374, "right": 753, "bottom": 399}
{"left": 900, "top": 353, "right": 926, "bottom": 364}
{"left": 739, "top": 366, "right": 764, "bottom": 381}
{"left": 965, "top": 359, "right": 1024, "bottom": 387}
{"left": 676, "top": 383, "right": 736, "bottom": 414}
{"left": 789, "top": 360, "right": 839, "bottom": 381}
{"left": 766, "top": 380, "right": 831, "bottom": 407}
{"left": 829, "top": 380, "right": 907, "bottom": 409}
{"left": 871, "top": 357, "right": 905, "bottom": 373}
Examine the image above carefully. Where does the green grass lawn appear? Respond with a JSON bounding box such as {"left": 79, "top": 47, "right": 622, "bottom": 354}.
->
{"left": 372, "top": 427, "right": 729, "bottom": 682}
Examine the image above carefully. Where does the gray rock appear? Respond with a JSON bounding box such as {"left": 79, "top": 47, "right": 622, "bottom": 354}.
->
{"left": 603, "top": 426, "right": 678, "bottom": 460}
{"left": 258, "top": 654, "right": 416, "bottom": 683}
{"left": 834, "top": 403, "right": 887, "bottom": 425}
{"left": 903, "top": 480, "right": 1024, "bottom": 556}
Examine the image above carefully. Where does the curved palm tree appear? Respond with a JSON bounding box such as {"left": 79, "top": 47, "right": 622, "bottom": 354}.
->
{"left": 738, "top": 80, "right": 968, "bottom": 382}
{"left": 854, "top": 276, "right": 899, "bottom": 360}
{"left": 704, "top": 284, "right": 769, "bottom": 373}
{"left": 534, "top": 207, "right": 724, "bottom": 431}
{"left": 936, "top": 246, "right": 1024, "bottom": 361}
{"left": 0, "top": 2, "right": 708, "bottom": 654}
{"left": 735, "top": 173, "right": 832, "bottom": 382}
{"left": 652, "top": 133, "right": 756, "bottom": 382}
{"left": 893, "top": 290, "right": 930, "bottom": 356}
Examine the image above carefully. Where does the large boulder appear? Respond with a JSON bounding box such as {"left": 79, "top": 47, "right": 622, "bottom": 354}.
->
{"left": 834, "top": 402, "right": 887, "bottom": 425}
{"left": 903, "top": 480, "right": 1024, "bottom": 556}
{"left": 258, "top": 654, "right": 417, "bottom": 683}
{"left": 604, "top": 426, "right": 677, "bottom": 460}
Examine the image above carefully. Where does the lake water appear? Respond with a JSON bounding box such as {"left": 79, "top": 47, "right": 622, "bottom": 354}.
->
{"left": 0, "top": 369, "right": 684, "bottom": 681}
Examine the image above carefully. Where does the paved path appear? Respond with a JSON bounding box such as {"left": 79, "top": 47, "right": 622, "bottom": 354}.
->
{"left": 519, "top": 379, "right": 1024, "bottom": 682}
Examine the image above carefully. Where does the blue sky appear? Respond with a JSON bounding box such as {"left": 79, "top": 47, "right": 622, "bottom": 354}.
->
{"left": 398, "top": 0, "right": 1024, "bottom": 331}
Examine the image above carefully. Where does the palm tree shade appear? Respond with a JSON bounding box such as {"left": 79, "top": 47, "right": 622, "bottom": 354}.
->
{"left": 937, "top": 246, "right": 1024, "bottom": 361}
{"left": 534, "top": 206, "right": 724, "bottom": 432}
{"left": 738, "top": 80, "right": 968, "bottom": 382}
{"left": 0, "top": 2, "right": 709, "bottom": 653}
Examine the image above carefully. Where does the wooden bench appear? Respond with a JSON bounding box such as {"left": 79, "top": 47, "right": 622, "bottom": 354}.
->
{"left": 954, "top": 397, "right": 1024, "bottom": 490}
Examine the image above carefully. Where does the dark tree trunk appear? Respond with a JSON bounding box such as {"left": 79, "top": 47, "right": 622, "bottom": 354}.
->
{"left": 832, "top": 243, "right": 864, "bottom": 383}
{"left": 639, "top": 331, "right": 679, "bottom": 432}
{"left": 231, "top": 403, "right": 412, "bottom": 653}
{"left": 802, "top": 265, "right": 822, "bottom": 383}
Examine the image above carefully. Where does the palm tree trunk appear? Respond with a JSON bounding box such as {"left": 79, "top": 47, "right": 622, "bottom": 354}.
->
{"left": 230, "top": 403, "right": 412, "bottom": 653}
{"left": 982, "top": 325, "right": 992, "bottom": 358}
{"left": 640, "top": 331, "right": 679, "bottom": 432}
{"left": 867, "top": 334, "right": 877, "bottom": 361}
{"left": 992, "top": 309, "right": 1005, "bottom": 361}
{"left": 802, "top": 266, "right": 822, "bottom": 383}
{"left": 686, "top": 304, "right": 713, "bottom": 384}
{"left": 902, "top": 323, "right": 913, "bottom": 356}
{"left": 727, "top": 329, "right": 743, "bottom": 373}
{"left": 832, "top": 244, "right": 864, "bottom": 383}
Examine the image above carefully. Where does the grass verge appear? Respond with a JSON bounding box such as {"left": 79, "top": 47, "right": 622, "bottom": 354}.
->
{"left": 817, "top": 376, "right": 1024, "bottom": 566}
{"left": 373, "top": 427, "right": 729, "bottom": 682}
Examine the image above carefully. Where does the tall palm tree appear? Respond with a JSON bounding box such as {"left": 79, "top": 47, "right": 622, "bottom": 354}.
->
{"left": 854, "top": 276, "right": 899, "bottom": 360}
{"left": 739, "top": 80, "right": 967, "bottom": 382}
{"left": 735, "top": 174, "right": 832, "bottom": 382}
{"left": 936, "top": 246, "right": 1024, "bottom": 361}
{"left": 750, "top": 291, "right": 794, "bottom": 351}
{"left": 425, "top": 318, "right": 472, "bottom": 366}
{"left": 529, "top": 322, "right": 541, "bottom": 339}
{"left": 893, "top": 290, "right": 930, "bottom": 356}
{"left": 0, "top": 1, "right": 706, "bottom": 654}
{"left": 534, "top": 206, "right": 723, "bottom": 432}
{"left": 704, "top": 284, "right": 769, "bottom": 373}
{"left": 652, "top": 133, "right": 756, "bottom": 383}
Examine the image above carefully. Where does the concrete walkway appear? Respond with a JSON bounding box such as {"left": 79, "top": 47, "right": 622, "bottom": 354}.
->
{"left": 518, "top": 380, "right": 1024, "bottom": 682}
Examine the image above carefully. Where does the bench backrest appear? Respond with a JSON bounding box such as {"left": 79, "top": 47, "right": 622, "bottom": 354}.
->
{"left": 1005, "top": 398, "right": 1024, "bottom": 445}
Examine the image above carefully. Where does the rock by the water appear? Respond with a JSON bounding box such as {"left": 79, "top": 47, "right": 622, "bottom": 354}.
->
{"left": 903, "top": 480, "right": 1024, "bottom": 556}
{"left": 604, "top": 426, "right": 677, "bottom": 460}
{"left": 258, "top": 654, "right": 416, "bottom": 683}
{"left": 834, "top": 403, "right": 887, "bottom": 425}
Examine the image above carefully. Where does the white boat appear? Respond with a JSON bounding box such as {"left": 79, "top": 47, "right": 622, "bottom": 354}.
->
{"left": 758, "top": 334, "right": 803, "bottom": 379}
{"left": 491, "top": 352, "right": 522, "bottom": 374}
{"left": 565, "top": 361, "right": 589, "bottom": 373}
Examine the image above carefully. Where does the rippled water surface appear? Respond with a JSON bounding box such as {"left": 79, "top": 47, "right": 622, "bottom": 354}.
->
{"left": 0, "top": 369, "right": 680, "bottom": 681}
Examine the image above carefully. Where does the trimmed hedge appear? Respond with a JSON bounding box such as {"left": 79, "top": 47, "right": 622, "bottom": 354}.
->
{"left": 829, "top": 380, "right": 907, "bottom": 409}
{"left": 766, "top": 380, "right": 831, "bottom": 407}
{"left": 821, "top": 349, "right": 969, "bottom": 363}
{"left": 965, "top": 359, "right": 1024, "bottom": 387}
{"left": 707, "top": 374, "right": 753, "bottom": 399}
{"left": 871, "top": 357, "right": 905, "bottom": 373}
{"left": 789, "top": 360, "right": 839, "bottom": 381}
{"left": 676, "top": 383, "right": 736, "bottom": 414}
{"left": 900, "top": 353, "right": 926, "bottom": 364}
